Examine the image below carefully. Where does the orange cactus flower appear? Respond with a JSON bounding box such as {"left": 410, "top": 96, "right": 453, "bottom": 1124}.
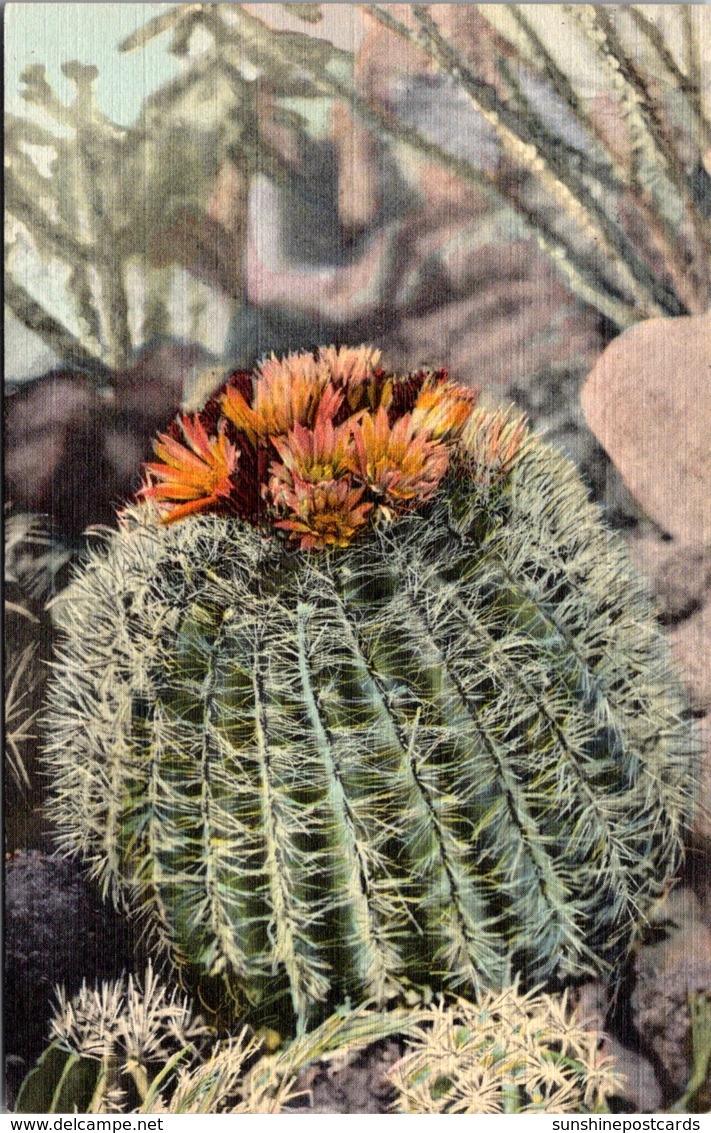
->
{"left": 318, "top": 344, "right": 382, "bottom": 386}
{"left": 410, "top": 377, "right": 478, "bottom": 442}
{"left": 140, "top": 414, "right": 239, "bottom": 525}
{"left": 348, "top": 406, "right": 449, "bottom": 508}
{"left": 267, "top": 399, "right": 355, "bottom": 508}
{"left": 276, "top": 478, "right": 372, "bottom": 551}
{"left": 221, "top": 351, "right": 328, "bottom": 445}
{"left": 134, "top": 346, "right": 499, "bottom": 548}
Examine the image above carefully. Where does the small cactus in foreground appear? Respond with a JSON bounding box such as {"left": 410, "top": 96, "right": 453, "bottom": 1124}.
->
{"left": 15, "top": 972, "right": 419, "bottom": 1114}
{"left": 389, "top": 987, "right": 621, "bottom": 1114}
{"left": 44, "top": 345, "right": 697, "bottom": 1030}
{"left": 14, "top": 964, "right": 211, "bottom": 1113}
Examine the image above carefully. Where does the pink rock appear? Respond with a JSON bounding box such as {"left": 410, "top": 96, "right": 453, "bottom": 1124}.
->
{"left": 581, "top": 312, "right": 711, "bottom": 543}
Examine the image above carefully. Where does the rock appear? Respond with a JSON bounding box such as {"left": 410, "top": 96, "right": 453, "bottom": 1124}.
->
{"left": 692, "top": 815, "right": 711, "bottom": 925}
{"left": 5, "top": 342, "right": 211, "bottom": 538}
{"left": 632, "top": 888, "right": 711, "bottom": 1097}
{"left": 628, "top": 538, "right": 711, "bottom": 625}
{"left": 581, "top": 311, "right": 711, "bottom": 544}
{"left": 668, "top": 608, "right": 711, "bottom": 717}
{"left": 287, "top": 1039, "right": 404, "bottom": 1114}
{"left": 574, "top": 983, "right": 663, "bottom": 1113}
{"left": 605, "top": 1039, "right": 663, "bottom": 1114}
{"left": 388, "top": 238, "right": 602, "bottom": 392}
{"left": 4, "top": 851, "right": 139, "bottom": 1102}
{"left": 625, "top": 531, "right": 711, "bottom": 852}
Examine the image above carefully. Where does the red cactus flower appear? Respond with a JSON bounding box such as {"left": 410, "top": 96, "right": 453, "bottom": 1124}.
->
{"left": 133, "top": 346, "right": 506, "bottom": 550}
{"left": 267, "top": 397, "right": 355, "bottom": 509}
{"left": 276, "top": 478, "right": 372, "bottom": 551}
{"left": 139, "top": 414, "right": 239, "bottom": 524}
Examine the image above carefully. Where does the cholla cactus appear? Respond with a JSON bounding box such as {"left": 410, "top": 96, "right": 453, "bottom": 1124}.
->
{"left": 388, "top": 986, "right": 621, "bottom": 1114}
{"left": 44, "top": 345, "right": 697, "bottom": 1031}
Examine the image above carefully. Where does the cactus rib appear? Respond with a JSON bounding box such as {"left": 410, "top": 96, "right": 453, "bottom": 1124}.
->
{"left": 44, "top": 417, "right": 698, "bottom": 1028}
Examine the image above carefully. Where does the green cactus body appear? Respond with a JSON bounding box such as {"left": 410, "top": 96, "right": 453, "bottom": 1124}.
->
{"left": 45, "top": 436, "right": 696, "bottom": 1030}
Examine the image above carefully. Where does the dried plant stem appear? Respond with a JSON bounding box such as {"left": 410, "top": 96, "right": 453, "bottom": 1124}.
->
{"left": 4, "top": 275, "right": 105, "bottom": 374}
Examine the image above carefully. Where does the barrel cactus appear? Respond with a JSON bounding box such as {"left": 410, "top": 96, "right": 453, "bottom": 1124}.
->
{"left": 45, "top": 345, "right": 697, "bottom": 1031}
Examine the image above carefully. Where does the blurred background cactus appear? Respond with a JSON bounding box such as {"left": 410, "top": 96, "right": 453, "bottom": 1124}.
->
{"left": 7, "top": 5, "right": 710, "bottom": 389}
{"left": 5, "top": 8, "right": 353, "bottom": 374}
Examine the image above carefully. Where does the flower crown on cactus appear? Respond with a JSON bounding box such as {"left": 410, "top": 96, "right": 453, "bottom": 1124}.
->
{"left": 138, "top": 345, "right": 526, "bottom": 548}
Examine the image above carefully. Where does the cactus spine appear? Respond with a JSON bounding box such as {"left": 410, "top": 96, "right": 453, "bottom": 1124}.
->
{"left": 389, "top": 986, "right": 621, "bottom": 1114}
{"left": 44, "top": 351, "right": 697, "bottom": 1031}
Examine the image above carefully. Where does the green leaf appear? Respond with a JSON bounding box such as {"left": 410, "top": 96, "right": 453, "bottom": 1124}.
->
{"left": 140, "top": 1047, "right": 192, "bottom": 1112}
{"left": 14, "top": 1042, "right": 103, "bottom": 1114}
{"left": 14, "top": 1043, "right": 72, "bottom": 1114}
{"left": 51, "top": 1053, "right": 104, "bottom": 1114}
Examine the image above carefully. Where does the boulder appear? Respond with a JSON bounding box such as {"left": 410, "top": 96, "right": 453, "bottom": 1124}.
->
{"left": 581, "top": 311, "right": 711, "bottom": 544}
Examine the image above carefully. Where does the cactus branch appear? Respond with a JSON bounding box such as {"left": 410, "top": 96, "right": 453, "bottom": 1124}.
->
{"left": 4, "top": 274, "right": 105, "bottom": 374}
{"left": 405, "top": 5, "right": 683, "bottom": 318}
{"left": 492, "top": 7, "right": 707, "bottom": 315}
